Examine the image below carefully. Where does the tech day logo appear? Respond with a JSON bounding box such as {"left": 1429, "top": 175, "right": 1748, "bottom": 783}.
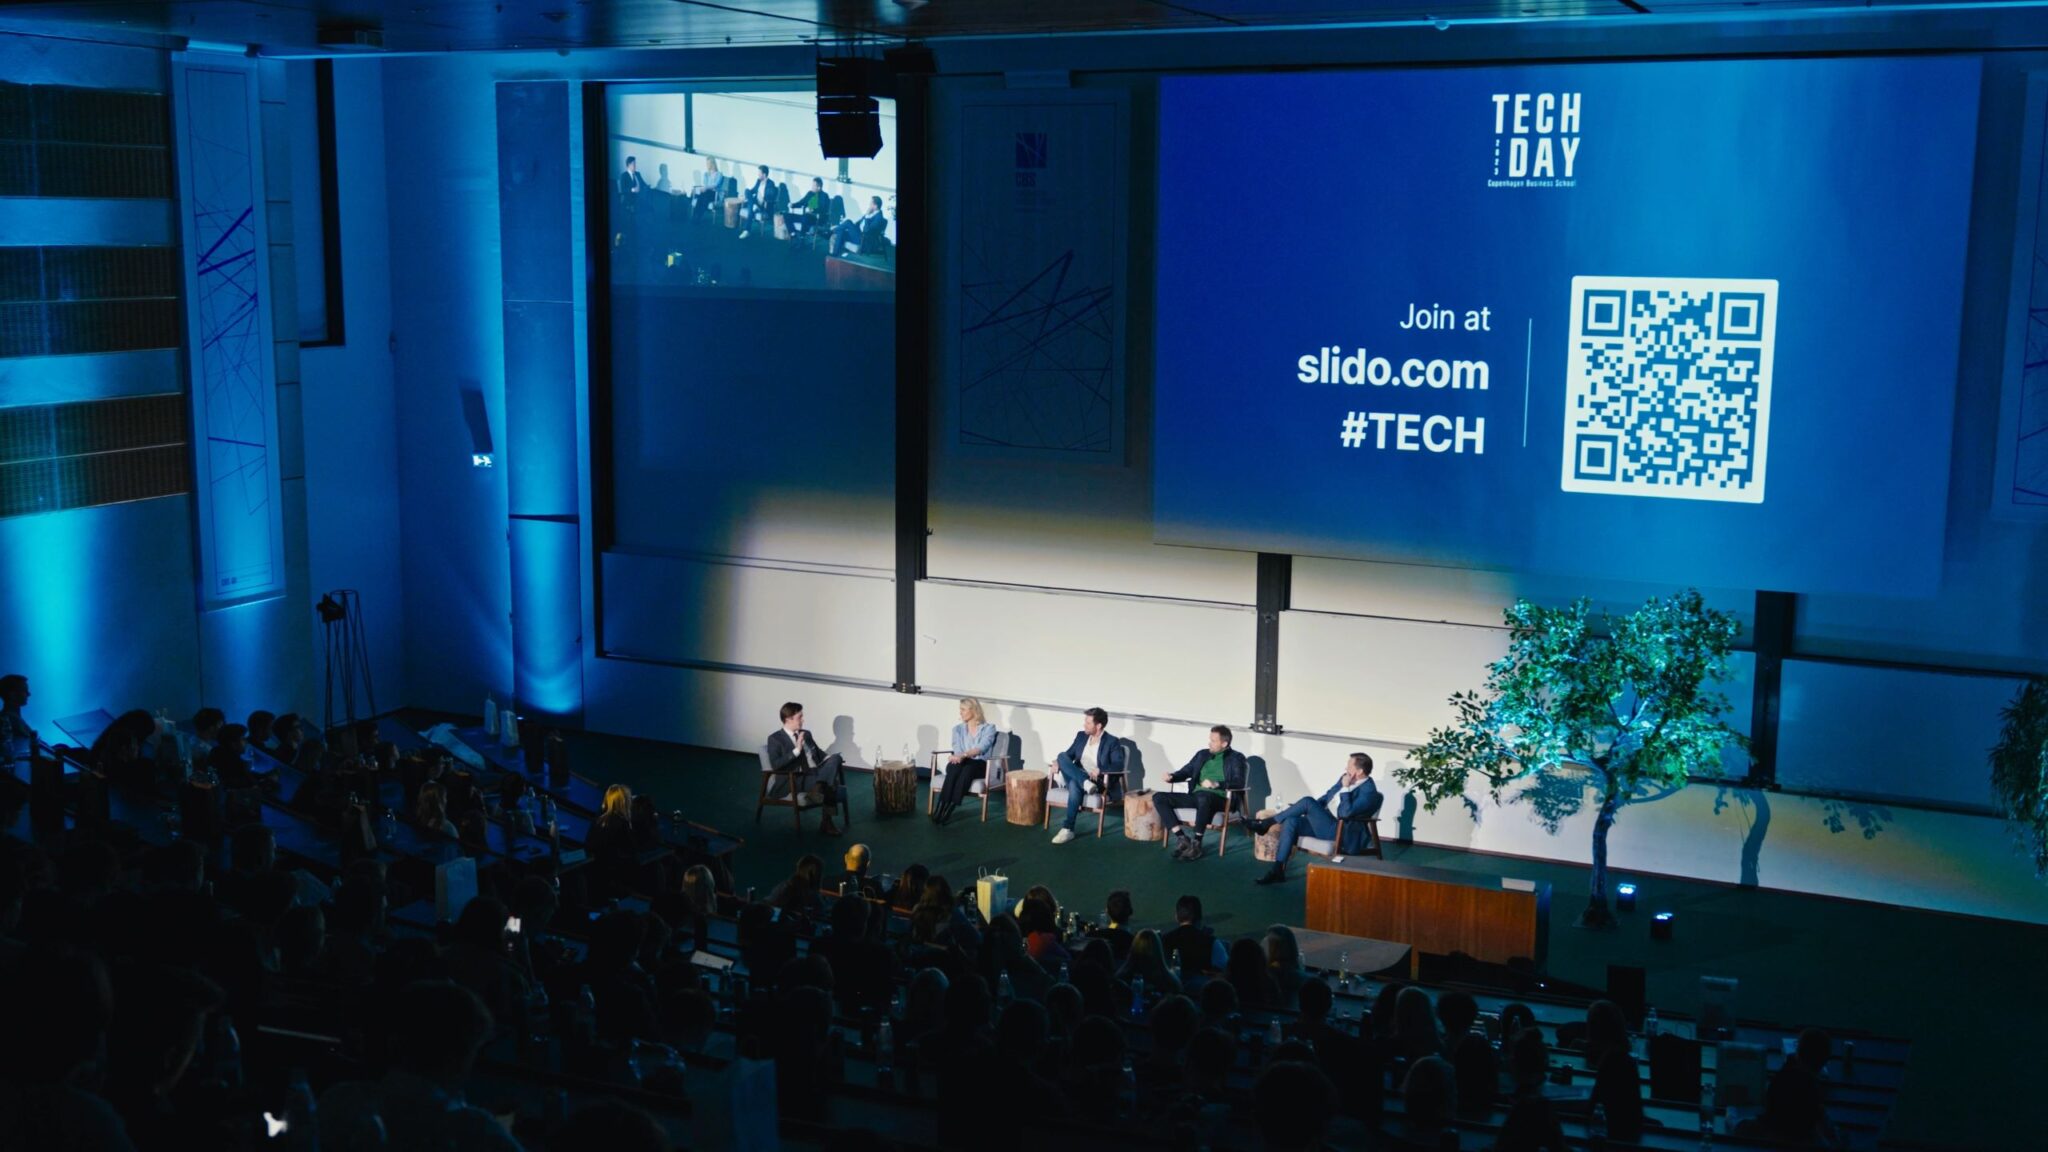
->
{"left": 1488, "top": 92, "right": 1580, "bottom": 189}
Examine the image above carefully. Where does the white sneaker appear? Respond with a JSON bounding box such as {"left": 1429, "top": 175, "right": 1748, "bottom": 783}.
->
{"left": 737, "top": 230, "right": 750, "bottom": 239}
{"left": 1051, "top": 828, "right": 1075, "bottom": 845}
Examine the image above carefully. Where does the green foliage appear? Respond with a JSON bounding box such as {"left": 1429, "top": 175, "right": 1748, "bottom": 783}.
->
{"left": 1398, "top": 590, "right": 1749, "bottom": 834}
{"left": 1989, "top": 678, "right": 2048, "bottom": 877}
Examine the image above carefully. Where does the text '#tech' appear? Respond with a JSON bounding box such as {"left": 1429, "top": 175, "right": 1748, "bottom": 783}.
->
{"left": 1489, "top": 91, "right": 1581, "bottom": 187}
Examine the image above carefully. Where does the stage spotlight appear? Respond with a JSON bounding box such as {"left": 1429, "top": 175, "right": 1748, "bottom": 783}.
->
{"left": 1616, "top": 883, "right": 1637, "bottom": 912}
{"left": 471, "top": 453, "right": 494, "bottom": 468}
{"left": 1651, "top": 911, "right": 1675, "bottom": 941}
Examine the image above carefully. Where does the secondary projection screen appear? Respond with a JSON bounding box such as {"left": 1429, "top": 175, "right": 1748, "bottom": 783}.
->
{"left": 600, "top": 84, "right": 897, "bottom": 572}
{"left": 1154, "top": 57, "right": 1980, "bottom": 596}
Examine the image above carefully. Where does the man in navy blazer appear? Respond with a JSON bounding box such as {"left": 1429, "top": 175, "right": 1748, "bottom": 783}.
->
{"left": 1248, "top": 752, "right": 1380, "bottom": 884}
{"left": 1050, "top": 707, "right": 1127, "bottom": 844}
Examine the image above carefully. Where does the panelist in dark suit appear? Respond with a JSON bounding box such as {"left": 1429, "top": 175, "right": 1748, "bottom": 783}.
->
{"left": 1154, "top": 726, "right": 1248, "bottom": 860}
{"left": 738, "top": 163, "right": 774, "bottom": 239}
{"left": 618, "top": 156, "right": 645, "bottom": 200}
{"left": 1248, "top": 752, "right": 1380, "bottom": 884}
{"left": 830, "top": 195, "right": 888, "bottom": 258}
{"left": 766, "top": 702, "right": 843, "bottom": 836}
{"left": 1050, "top": 707, "right": 1126, "bottom": 844}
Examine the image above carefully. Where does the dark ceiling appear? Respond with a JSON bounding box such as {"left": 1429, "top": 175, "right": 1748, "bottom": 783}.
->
{"left": 0, "top": 0, "right": 2016, "bottom": 55}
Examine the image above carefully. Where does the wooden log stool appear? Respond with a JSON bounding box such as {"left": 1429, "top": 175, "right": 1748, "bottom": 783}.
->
{"left": 1253, "top": 808, "right": 1283, "bottom": 863}
{"left": 1006, "top": 769, "right": 1048, "bottom": 827}
{"left": 873, "top": 761, "right": 917, "bottom": 816}
{"left": 1123, "top": 790, "right": 1163, "bottom": 842}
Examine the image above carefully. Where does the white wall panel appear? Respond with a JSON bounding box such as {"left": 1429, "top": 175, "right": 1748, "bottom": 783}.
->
{"left": 602, "top": 552, "right": 893, "bottom": 683}
{"left": 1777, "top": 658, "right": 2020, "bottom": 809}
{"left": 1277, "top": 609, "right": 1509, "bottom": 744}
{"left": 916, "top": 581, "right": 1254, "bottom": 726}
{"left": 1292, "top": 554, "right": 1755, "bottom": 636}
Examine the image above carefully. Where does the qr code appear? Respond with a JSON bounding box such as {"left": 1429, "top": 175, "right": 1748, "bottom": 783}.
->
{"left": 1562, "top": 276, "right": 1777, "bottom": 504}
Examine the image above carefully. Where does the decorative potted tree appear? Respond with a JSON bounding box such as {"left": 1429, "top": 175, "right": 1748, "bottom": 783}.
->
{"left": 1989, "top": 677, "right": 2048, "bottom": 877}
{"left": 1397, "top": 590, "right": 1748, "bottom": 928}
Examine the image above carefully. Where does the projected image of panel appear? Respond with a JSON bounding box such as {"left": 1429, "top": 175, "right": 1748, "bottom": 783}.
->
{"left": 605, "top": 88, "right": 897, "bottom": 294}
{"left": 1153, "top": 58, "right": 1980, "bottom": 597}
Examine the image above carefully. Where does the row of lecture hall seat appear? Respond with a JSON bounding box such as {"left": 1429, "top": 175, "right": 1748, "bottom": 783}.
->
{"left": 0, "top": 706, "right": 1894, "bottom": 1151}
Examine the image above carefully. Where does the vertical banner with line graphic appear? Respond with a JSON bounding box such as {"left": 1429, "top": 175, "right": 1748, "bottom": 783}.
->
{"left": 952, "top": 91, "right": 1128, "bottom": 461}
{"left": 173, "top": 53, "right": 285, "bottom": 608}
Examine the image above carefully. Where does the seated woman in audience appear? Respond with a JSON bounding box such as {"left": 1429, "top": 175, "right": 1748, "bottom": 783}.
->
{"left": 1578, "top": 999, "right": 1631, "bottom": 1070}
{"left": 1225, "top": 937, "right": 1279, "bottom": 1010}
{"left": 654, "top": 863, "right": 717, "bottom": 953}
{"left": 1507, "top": 1026, "right": 1550, "bottom": 1099}
{"left": 630, "top": 793, "right": 665, "bottom": 849}
{"left": 414, "top": 781, "right": 457, "bottom": 838}
{"left": 589, "top": 783, "right": 641, "bottom": 895}
{"left": 1115, "top": 927, "right": 1182, "bottom": 996}
{"left": 1453, "top": 1031, "right": 1500, "bottom": 1119}
{"left": 1018, "top": 895, "right": 1070, "bottom": 966}
{"left": 1263, "top": 924, "right": 1305, "bottom": 1010}
{"left": 1382, "top": 1054, "right": 1458, "bottom": 1151}
{"left": 445, "top": 896, "right": 530, "bottom": 1037}
{"left": 91, "top": 709, "right": 156, "bottom": 787}
{"left": 768, "top": 853, "right": 826, "bottom": 920}
{"left": 898, "top": 967, "right": 951, "bottom": 1049}
{"left": 931, "top": 696, "right": 998, "bottom": 825}
{"left": 270, "top": 713, "right": 305, "bottom": 764}
{"left": 886, "top": 863, "right": 928, "bottom": 914}
{"left": 980, "top": 914, "right": 1053, "bottom": 1002}
{"left": 1369, "top": 979, "right": 1406, "bottom": 1041}
{"left": 1498, "top": 1001, "right": 1539, "bottom": 1047}
{"left": 1393, "top": 985, "right": 1444, "bottom": 1062}
{"left": 1747, "top": 1028, "right": 1839, "bottom": 1147}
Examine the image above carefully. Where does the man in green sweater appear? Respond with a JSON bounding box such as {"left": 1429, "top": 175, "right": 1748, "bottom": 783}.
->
{"left": 1154, "top": 725, "right": 1248, "bottom": 861}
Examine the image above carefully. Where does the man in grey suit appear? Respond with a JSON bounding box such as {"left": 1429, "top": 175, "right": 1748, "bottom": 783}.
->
{"left": 766, "top": 702, "right": 844, "bottom": 836}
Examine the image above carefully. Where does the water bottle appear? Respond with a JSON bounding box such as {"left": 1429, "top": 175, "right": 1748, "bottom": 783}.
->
{"left": 1588, "top": 1101, "right": 1608, "bottom": 1149}
{"left": 1698, "top": 1097, "right": 1716, "bottom": 1146}
{"left": 213, "top": 1015, "right": 244, "bottom": 1091}
{"left": 1057, "top": 960, "right": 1071, "bottom": 986}
{"left": 1645, "top": 1006, "right": 1660, "bottom": 1037}
{"left": 1843, "top": 1040, "right": 1855, "bottom": 1077}
{"left": 998, "top": 971, "right": 1014, "bottom": 1004}
{"left": 875, "top": 1019, "right": 895, "bottom": 1081}
{"left": 1119, "top": 1053, "right": 1137, "bottom": 1118}
{"left": 892, "top": 985, "right": 906, "bottom": 1018}
{"left": 574, "top": 983, "right": 597, "bottom": 1048}
{"left": 1267, "top": 1016, "right": 1285, "bottom": 1049}
{"left": 1338, "top": 950, "right": 1352, "bottom": 993}
{"left": 1130, "top": 976, "right": 1146, "bottom": 1018}
{"left": 484, "top": 693, "right": 499, "bottom": 736}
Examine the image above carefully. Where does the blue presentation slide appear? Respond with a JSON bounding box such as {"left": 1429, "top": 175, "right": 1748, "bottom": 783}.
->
{"left": 1154, "top": 57, "right": 1980, "bottom": 596}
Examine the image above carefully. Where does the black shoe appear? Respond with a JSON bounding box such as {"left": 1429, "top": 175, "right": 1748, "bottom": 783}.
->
{"left": 1255, "top": 864, "right": 1286, "bottom": 885}
{"left": 1247, "top": 817, "right": 1276, "bottom": 836}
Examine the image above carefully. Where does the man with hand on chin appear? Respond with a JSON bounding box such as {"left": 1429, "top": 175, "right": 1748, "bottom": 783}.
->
{"left": 1247, "top": 752, "right": 1380, "bottom": 885}
{"left": 766, "top": 702, "right": 844, "bottom": 836}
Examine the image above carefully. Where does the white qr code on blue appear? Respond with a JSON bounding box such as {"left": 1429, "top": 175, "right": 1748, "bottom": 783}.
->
{"left": 1562, "top": 276, "right": 1777, "bottom": 505}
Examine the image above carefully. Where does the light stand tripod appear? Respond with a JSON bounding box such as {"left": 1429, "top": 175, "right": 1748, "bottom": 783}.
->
{"left": 318, "top": 590, "right": 378, "bottom": 739}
